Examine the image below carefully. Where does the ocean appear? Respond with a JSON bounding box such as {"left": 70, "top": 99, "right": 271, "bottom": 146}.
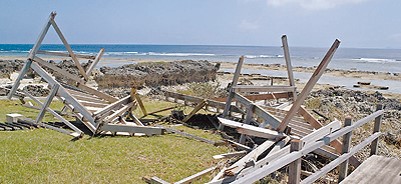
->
{"left": 1, "top": 44, "right": 401, "bottom": 73}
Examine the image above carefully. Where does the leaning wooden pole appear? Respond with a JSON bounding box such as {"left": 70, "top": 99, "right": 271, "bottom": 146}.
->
{"left": 219, "top": 56, "right": 245, "bottom": 130}
{"left": 282, "top": 35, "right": 297, "bottom": 100}
{"left": 277, "top": 39, "right": 341, "bottom": 132}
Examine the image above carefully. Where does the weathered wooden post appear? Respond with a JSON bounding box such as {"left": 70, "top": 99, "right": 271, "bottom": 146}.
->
{"left": 289, "top": 139, "right": 303, "bottom": 184}
{"left": 339, "top": 117, "right": 353, "bottom": 182}
{"left": 370, "top": 104, "right": 383, "bottom": 156}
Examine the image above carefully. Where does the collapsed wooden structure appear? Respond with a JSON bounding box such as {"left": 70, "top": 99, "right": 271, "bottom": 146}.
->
{"left": 146, "top": 37, "right": 390, "bottom": 183}
{"left": 7, "top": 12, "right": 164, "bottom": 138}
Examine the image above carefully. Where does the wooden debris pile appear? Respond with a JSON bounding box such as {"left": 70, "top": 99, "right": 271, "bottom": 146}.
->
{"left": 146, "top": 36, "right": 386, "bottom": 183}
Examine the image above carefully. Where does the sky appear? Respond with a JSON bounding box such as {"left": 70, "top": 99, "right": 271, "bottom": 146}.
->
{"left": 0, "top": 0, "right": 400, "bottom": 48}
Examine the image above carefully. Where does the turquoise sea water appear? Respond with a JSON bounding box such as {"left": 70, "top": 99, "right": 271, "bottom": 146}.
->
{"left": 1, "top": 44, "right": 401, "bottom": 73}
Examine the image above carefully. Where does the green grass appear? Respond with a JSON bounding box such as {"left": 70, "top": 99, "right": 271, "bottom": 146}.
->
{"left": 0, "top": 99, "right": 230, "bottom": 183}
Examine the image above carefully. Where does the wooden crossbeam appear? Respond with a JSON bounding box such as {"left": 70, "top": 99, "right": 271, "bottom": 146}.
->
{"left": 86, "top": 48, "right": 105, "bottom": 76}
{"left": 233, "top": 86, "right": 296, "bottom": 93}
{"left": 277, "top": 39, "right": 341, "bottom": 132}
{"left": 36, "top": 50, "right": 96, "bottom": 60}
{"left": 34, "top": 56, "right": 86, "bottom": 84}
{"left": 36, "top": 84, "right": 59, "bottom": 124}
{"left": 218, "top": 118, "right": 287, "bottom": 140}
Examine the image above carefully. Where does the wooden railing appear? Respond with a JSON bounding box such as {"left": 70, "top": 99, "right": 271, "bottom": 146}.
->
{"left": 231, "top": 104, "right": 384, "bottom": 184}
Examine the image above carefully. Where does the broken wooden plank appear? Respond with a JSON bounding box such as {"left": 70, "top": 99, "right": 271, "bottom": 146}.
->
{"left": 233, "top": 86, "right": 296, "bottom": 93}
{"left": 100, "top": 124, "right": 164, "bottom": 136}
{"left": 85, "top": 48, "right": 105, "bottom": 76}
{"left": 36, "top": 50, "right": 96, "bottom": 60}
{"left": 34, "top": 56, "right": 86, "bottom": 84}
{"left": 175, "top": 166, "right": 217, "bottom": 184}
{"left": 213, "top": 151, "right": 248, "bottom": 160}
{"left": 218, "top": 118, "right": 286, "bottom": 140}
{"left": 182, "top": 100, "right": 207, "bottom": 122}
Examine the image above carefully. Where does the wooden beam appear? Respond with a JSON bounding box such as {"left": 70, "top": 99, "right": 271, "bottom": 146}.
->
{"left": 338, "top": 118, "right": 353, "bottom": 182}
{"left": 213, "top": 151, "right": 247, "bottom": 160}
{"left": 100, "top": 124, "right": 164, "bottom": 136}
{"left": 218, "top": 118, "right": 287, "bottom": 140}
{"left": 175, "top": 166, "right": 217, "bottom": 184}
{"left": 103, "top": 102, "right": 135, "bottom": 123}
{"left": 86, "top": 48, "right": 105, "bottom": 76}
{"left": 277, "top": 39, "right": 341, "bottom": 132}
{"left": 282, "top": 35, "right": 297, "bottom": 100}
{"left": 233, "top": 86, "right": 296, "bottom": 93}
{"left": 289, "top": 139, "right": 303, "bottom": 184}
{"left": 182, "top": 100, "right": 207, "bottom": 122}
{"left": 49, "top": 19, "right": 88, "bottom": 80}
{"left": 222, "top": 56, "right": 245, "bottom": 118}
{"left": 76, "top": 83, "right": 118, "bottom": 103}
{"left": 93, "top": 95, "right": 131, "bottom": 118}
{"left": 34, "top": 56, "right": 86, "bottom": 84}
{"left": 35, "top": 84, "right": 59, "bottom": 124}
{"left": 36, "top": 50, "right": 96, "bottom": 60}
{"left": 370, "top": 104, "right": 383, "bottom": 156}
{"left": 160, "top": 126, "right": 216, "bottom": 145}
{"left": 212, "top": 92, "right": 291, "bottom": 102}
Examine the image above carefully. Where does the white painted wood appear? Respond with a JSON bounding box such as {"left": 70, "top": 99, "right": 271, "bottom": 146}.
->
{"left": 218, "top": 118, "right": 287, "bottom": 140}
{"left": 174, "top": 166, "right": 217, "bottom": 184}
{"left": 36, "top": 50, "right": 96, "bottom": 59}
{"left": 35, "top": 84, "right": 59, "bottom": 124}
{"left": 233, "top": 86, "right": 296, "bottom": 93}
{"left": 222, "top": 56, "right": 245, "bottom": 118}
{"left": 100, "top": 124, "right": 164, "bottom": 136}
{"left": 34, "top": 56, "right": 86, "bottom": 84}
{"left": 86, "top": 48, "right": 105, "bottom": 76}
{"left": 281, "top": 35, "right": 297, "bottom": 100}
{"left": 213, "top": 151, "right": 247, "bottom": 160}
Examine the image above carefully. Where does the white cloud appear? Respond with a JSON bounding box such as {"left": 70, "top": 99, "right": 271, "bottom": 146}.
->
{"left": 267, "top": 0, "right": 368, "bottom": 10}
{"left": 239, "top": 20, "right": 260, "bottom": 31}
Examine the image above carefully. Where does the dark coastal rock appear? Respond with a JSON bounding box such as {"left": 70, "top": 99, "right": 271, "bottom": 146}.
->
{"left": 95, "top": 60, "right": 220, "bottom": 89}
{"left": 0, "top": 59, "right": 25, "bottom": 78}
{"left": 22, "top": 85, "right": 50, "bottom": 97}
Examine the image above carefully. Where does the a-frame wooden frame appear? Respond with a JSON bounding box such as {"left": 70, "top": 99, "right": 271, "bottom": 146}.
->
{"left": 7, "top": 12, "right": 162, "bottom": 137}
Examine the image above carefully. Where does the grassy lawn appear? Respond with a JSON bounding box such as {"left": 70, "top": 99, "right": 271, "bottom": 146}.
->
{"left": 0, "top": 98, "right": 230, "bottom": 183}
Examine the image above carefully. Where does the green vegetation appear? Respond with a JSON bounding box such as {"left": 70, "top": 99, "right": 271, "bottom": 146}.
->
{"left": 178, "top": 82, "right": 226, "bottom": 99}
{"left": 0, "top": 99, "right": 229, "bottom": 183}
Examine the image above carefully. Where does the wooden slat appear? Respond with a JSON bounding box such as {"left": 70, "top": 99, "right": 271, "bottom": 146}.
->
{"left": 34, "top": 56, "right": 86, "bottom": 84}
{"left": 277, "top": 39, "right": 341, "bottom": 132}
{"left": 175, "top": 166, "right": 217, "bottom": 184}
{"left": 76, "top": 83, "right": 118, "bottom": 103}
{"left": 93, "top": 96, "right": 131, "bottom": 118}
{"left": 233, "top": 85, "right": 296, "bottom": 93}
{"left": 35, "top": 84, "right": 59, "bottom": 123}
{"left": 222, "top": 56, "right": 245, "bottom": 118}
{"left": 36, "top": 50, "right": 96, "bottom": 60}
{"left": 218, "top": 118, "right": 287, "bottom": 140}
{"left": 86, "top": 48, "right": 105, "bottom": 76}
{"left": 100, "top": 124, "right": 164, "bottom": 136}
